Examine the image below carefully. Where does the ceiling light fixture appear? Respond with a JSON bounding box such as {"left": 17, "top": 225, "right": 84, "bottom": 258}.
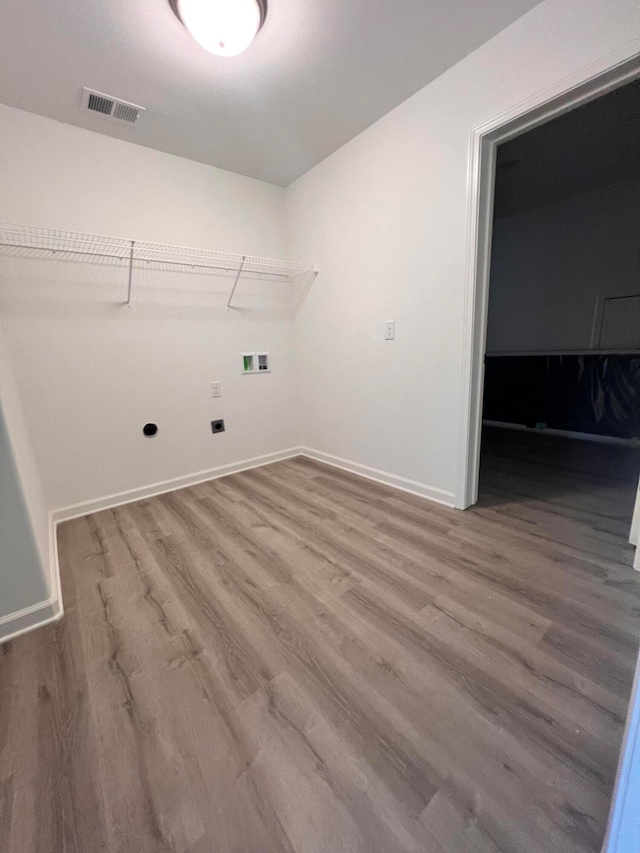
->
{"left": 170, "top": 0, "right": 267, "bottom": 57}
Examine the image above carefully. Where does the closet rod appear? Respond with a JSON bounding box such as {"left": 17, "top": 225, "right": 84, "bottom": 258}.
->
{"left": 0, "top": 241, "right": 294, "bottom": 277}
{"left": 0, "top": 228, "right": 314, "bottom": 270}
{"left": 0, "top": 242, "right": 126, "bottom": 262}
{"left": 0, "top": 221, "right": 319, "bottom": 307}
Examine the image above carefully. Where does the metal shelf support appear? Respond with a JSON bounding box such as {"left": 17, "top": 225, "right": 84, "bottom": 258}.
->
{"left": 227, "top": 256, "right": 247, "bottom": 310}
{"left": 126, "top": 240, "right": 135, "bottom": 307}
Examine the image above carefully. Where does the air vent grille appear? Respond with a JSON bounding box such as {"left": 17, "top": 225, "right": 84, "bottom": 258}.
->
{"left": 113, "top": 102, "right": 141, "bottom": 124}
{"left": 82, "top": 88, "right": 145, "bottom": 125}
{"left": 87, "top": 93, "right": 114, "bottom": 115}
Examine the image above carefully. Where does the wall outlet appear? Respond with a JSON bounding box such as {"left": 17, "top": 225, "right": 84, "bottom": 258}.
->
{"left": 211, "top": 381, "right": 222, "bottom": 398}
{"left": 211, "top": 419, "right": 225, "bottom": 434}
{"left": 384, "top": 321, "right": 395, "bottom": 340}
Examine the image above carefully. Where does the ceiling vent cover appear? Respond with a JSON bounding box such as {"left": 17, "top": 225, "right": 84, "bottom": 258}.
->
{"left": 82, "top": 88, "right": 145, "bottom": 124}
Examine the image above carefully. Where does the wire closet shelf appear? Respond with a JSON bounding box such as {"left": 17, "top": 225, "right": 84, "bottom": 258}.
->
{"left": 0, "top": 222, "right": 319, "bottom": 308}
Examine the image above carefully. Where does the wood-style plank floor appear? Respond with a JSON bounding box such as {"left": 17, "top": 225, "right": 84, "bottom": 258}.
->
{"left": 2, "top": 427, "right": 640, "bottom": 852}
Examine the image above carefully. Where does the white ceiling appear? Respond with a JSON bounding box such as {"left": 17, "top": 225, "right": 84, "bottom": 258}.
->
{"left": 0, "top": 0, "right": 542, "bottom": 186}
{"left": 495, "top": 79, "right": 640, "bottom": 217}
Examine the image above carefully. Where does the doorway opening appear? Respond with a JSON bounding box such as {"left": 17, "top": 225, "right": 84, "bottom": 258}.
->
{"left": 479, "top": 75, "right": 640, "bottom": 536}
{"left": 458, "top": 53, "right": 640, "bottom": 521}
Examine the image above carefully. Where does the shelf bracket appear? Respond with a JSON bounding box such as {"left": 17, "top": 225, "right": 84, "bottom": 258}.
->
{"left": 126, "top": 240, "right": 135, "bottom": 307}
{"left": 227, "top": 255, "right": 246, "bottom": 309}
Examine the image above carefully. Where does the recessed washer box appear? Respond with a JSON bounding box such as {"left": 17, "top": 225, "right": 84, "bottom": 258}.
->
{"left": 241, "top": 353, "right": 270, "bottom": 373}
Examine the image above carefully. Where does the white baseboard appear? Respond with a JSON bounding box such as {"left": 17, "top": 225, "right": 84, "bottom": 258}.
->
{"left": 0, "top": 513, "right": 64, "bottom": 645}
{"left": 51, "top": 447, "right": 302, "bottom": 524}
{"left": 483, "top": 420, "right": 640, "bottom": 448}
{"left": 0, "top": 599, "right": 61, "bottom": 644}
{"left": 1, "top": 444, "right": 453, "bottom": 644}
{"left": 1, "top": 449, "right": 299, "bottom": 644}
{"left": 299, "top": 447, "right": 456, "bottom": 507}
{"left": 52, "top": 445, "right": 457, "bottom": 522}
{"left": 631, "top": 477, "right": 640, "bottom": 546}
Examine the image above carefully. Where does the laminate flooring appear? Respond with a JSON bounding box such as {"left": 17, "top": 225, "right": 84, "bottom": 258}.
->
{"left": 2, "top": 427, "right": 640, "bottom": 852}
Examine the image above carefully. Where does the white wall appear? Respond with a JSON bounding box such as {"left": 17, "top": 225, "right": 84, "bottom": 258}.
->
{"left": 487, "top": 177, "right": 640, "bottom": 354}
{"left": 286, "top": 0, "right": 640, "bottom": 504}
{"left": 1, "top": 0, "right": 639, "bottom": 626}
{"left": 0, "top": 317, "right": 51, "bottom": 621}
{"left": 0, "top": 105, "right": 297, "bottom": 511}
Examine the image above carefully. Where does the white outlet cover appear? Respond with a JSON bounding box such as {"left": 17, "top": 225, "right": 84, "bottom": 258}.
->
{"left": 384, "top": 321, "right": 395, "bottom": 340}
{"left": 211, "top": 381, "right": 222, "bottom": 398}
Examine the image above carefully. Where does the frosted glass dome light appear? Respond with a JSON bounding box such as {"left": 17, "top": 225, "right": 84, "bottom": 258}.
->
{"left": 170, "top": 0, "right": 267, "bottom": 57}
